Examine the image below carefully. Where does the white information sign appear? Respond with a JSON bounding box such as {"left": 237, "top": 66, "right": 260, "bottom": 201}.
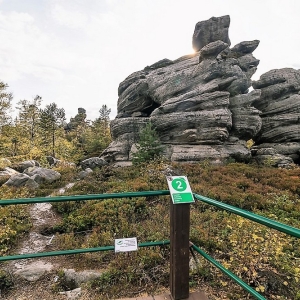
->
{"left": 166, "top": 176, "right": 195, "bottom": 204}
{"left": 115, "top": 237, "right": 138, "bottom": 253}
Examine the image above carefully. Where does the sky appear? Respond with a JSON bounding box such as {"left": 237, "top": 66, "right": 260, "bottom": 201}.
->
{"left": 0, "top": 0, "right": 299, "bottom": 121}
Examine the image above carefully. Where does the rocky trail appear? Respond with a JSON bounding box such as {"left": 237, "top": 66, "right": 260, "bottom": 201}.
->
{"left": 10, "top": 183, "right": 75, "bottom": 275}
{"left": 2, "top": 183, "right": 103, "bottom": 300}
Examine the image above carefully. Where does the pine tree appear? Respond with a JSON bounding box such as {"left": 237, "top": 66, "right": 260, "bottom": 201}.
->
{"left": 39, "top": 103, "right": 66, "bottom": 157}
{"left": 95, "top": 104, "right": 111, "bottom": 129}
{"left": 82, "top": 105, "right": 112, "bottom": 157}
{"left": 132, "top": 122, "right": 164, "bottom": 164}
{"left": 0, "top": 81, "right": 13, "bottom": 132}
{"left": 16, "top": 95, "right": 42, "bottom": 149}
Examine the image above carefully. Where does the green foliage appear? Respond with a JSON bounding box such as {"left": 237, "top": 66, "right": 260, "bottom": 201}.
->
{"left": 65, "top": 105, "right": 112, "bottom": 160}
{"left": 0, "top": 124, "right": 26, "bottom": 157}
{"left": 16, "top": 95, "right": 42, "bottom": 150}
{"left": 132, "top": 122, "right": 164, "bottom": 165}
{"left": 0, "top": 187, "right": 32, "bottom": 255}
{"left": 0, "top": 79, "right": 112, "bottom": 162}
{"left": 90, "top": 247, "right": 169, "bottom": 297}
{"left": 83, "top": 104, "right": 112, "bottom": 157}
{"left": 2, "top": 151, "right": 300, "bottom": 298}
{"left": 96, "top": 104, "right": 111, "bottom": 129}
{"left": 39, "top": 102, "right": 66, "bottom": 157}
{"left": 0, "top": 269, "right": 13, "bottom": 294}
{"left": 80, "top": 120, "right": 111, "bottom": 158}
{"left": 0, "top": 81, "right": 12, "bottom": 130}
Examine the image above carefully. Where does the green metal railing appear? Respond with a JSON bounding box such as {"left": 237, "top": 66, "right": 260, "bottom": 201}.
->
{"left": 0, "top": 190, "right": 170, "bottom": 206}
{"left": 193, "top": 193, "right": 300, "bottom": 300}
{"left": 0, "top": 241, "right": 170, "bottom": 262}
{"left": 0, "top": 191, "right": 171, "bottom": 262}
{"left": 1, "top": 190, "right": 300, "bottom": 300}
{"left": 193, "top": 193, "right": 300, "bottom": 238}
{"left": 190, "top": 244, "right": 266, "bottom": 300}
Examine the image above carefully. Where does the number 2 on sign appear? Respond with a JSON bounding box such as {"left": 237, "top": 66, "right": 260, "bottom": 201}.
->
{"left": 176, "top": 180, "right": 183, "bottom": 189}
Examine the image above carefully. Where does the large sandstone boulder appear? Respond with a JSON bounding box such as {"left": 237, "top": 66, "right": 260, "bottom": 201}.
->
{"left": 5, "top": 166, "right": 62, "bottom": 188}
{"left": 101, "top": 15, "right": 261, "bottom": 164}
{"left": 11, "top": 160, "right": 40, "bottom": 172}
{"left": 14, "top": 261, "right": 53, "bottom": 282}
{"left": 5, "top": 173, "right": 31, "bottom": 187}
{"left": 24, "top": 167, "right": 61, "bottom": 183}
{"left": 62, "top": 269, "right": 102, "bottom": 289}
{"left": 80, "top": 157, "right": 108, "bottom": 169}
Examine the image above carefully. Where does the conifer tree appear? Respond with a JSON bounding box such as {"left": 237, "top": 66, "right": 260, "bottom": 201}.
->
{"left": 16, "top": 95, "right": 42, "bottom": 149}
{"left": 132, "top": 122, "right": 164, "bottom": 164}
{"left": 97, "top": 104, "right": 111, "bottom": 129}
{"left": 39, "top": 103, "right": 66, "bottom": 157}
{"left": 82, "top": 105, "right": 112, "bottom": 157}
{"left": 0, "top": 81, "right": 12, "bottom": 132}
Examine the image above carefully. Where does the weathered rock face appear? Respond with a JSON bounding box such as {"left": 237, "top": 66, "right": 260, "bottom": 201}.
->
{"left": 251, "top": 68, "right": 300, "bottom": 164}
{"left": 250, "top": 145, "right": 294, "bottom": 168}
{"left": 101, "top": 16, "right": 262, "bottom": 164}
{"left": 80, "top": 157, "right": 108, "bottom": 169}
{"left": 192, "top": 15, "right": 231, "bottom": 52}
{"left": 65, "top": 107, "right": 87, "bottom": 131}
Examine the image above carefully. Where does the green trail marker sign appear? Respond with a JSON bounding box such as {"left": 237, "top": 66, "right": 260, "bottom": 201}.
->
{"left": 166, "top": 176, "right": 195, "bottom": 204}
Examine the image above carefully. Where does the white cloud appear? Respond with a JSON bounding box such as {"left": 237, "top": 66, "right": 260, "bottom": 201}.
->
{"left": 0, "top": 10, "right": 91, "bottom": 83}
{"left": 0, "top": 11, "right": 36, "bottom": 81}
{"left": 1, "top": 0, "right": 300, "bottom": 121}
{"left": 51, "top": 4, "right": 88, "bottom": 29}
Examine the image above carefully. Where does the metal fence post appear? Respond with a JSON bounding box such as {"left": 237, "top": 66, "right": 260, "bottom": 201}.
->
{"left": 170, "top": 200, "right": 190, "bottom": 300}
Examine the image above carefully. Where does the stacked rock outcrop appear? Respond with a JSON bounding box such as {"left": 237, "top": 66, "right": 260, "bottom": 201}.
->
{"left": 101, "top": 15, "right": 262, "bottom": 164}
{"left": 251, "top": 68, "right": 300, "bottom": 165}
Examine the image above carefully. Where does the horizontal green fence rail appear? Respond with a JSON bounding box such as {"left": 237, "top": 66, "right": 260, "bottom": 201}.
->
{"left": 0, "top": 190, "right": 171, "bottom": 206}
{"left": 193, "top": 192, "right": 300, "bottom": 299}
{"left": 194, "top": 193, "right": 300, "bottom": 239}
{"left": 2, "top": 189, "right": 299, "bottom": 300}
{"left": 191, "top": 244, "right": 266, "bottom": 300}
{"left": 0, "top": 240, "right": 170, "bottom": 262}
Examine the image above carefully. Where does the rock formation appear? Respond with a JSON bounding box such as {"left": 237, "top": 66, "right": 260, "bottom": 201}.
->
{"left": 101, "top": 15, "right": 262, "bottom": 165}
{"left": 65, "top": 107, "right": 87, "bottom": 131}
{"left": 192, "top": 15, "right": 231, "bottom": 51}
{"left": 80, "top": 157, "right": 108, "bottom": 169}
{"left": 4, "top": 164, "right": 61, "bottom": 188}
{"left": 250, "top": 68, "right": 300, "bottom": 165}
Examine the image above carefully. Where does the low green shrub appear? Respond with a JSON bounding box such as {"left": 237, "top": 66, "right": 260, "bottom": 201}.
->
{"left": 3, "top": 161, "right": 300, "bottom": 298}
{"left": 0, "top": 269, "right": 13, "bottom": 294}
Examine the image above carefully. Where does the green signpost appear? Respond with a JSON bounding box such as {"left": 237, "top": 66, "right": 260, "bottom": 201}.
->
{"left": 166, "top": 176, "right": 194, "bottom": 204}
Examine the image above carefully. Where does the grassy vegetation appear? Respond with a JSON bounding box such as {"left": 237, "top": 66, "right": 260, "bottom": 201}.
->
{"left": 1, "top": 161, "right": 300, "bottom": 299}
{"left": 0, "top": 186, "right": 32, "bottom": 256}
